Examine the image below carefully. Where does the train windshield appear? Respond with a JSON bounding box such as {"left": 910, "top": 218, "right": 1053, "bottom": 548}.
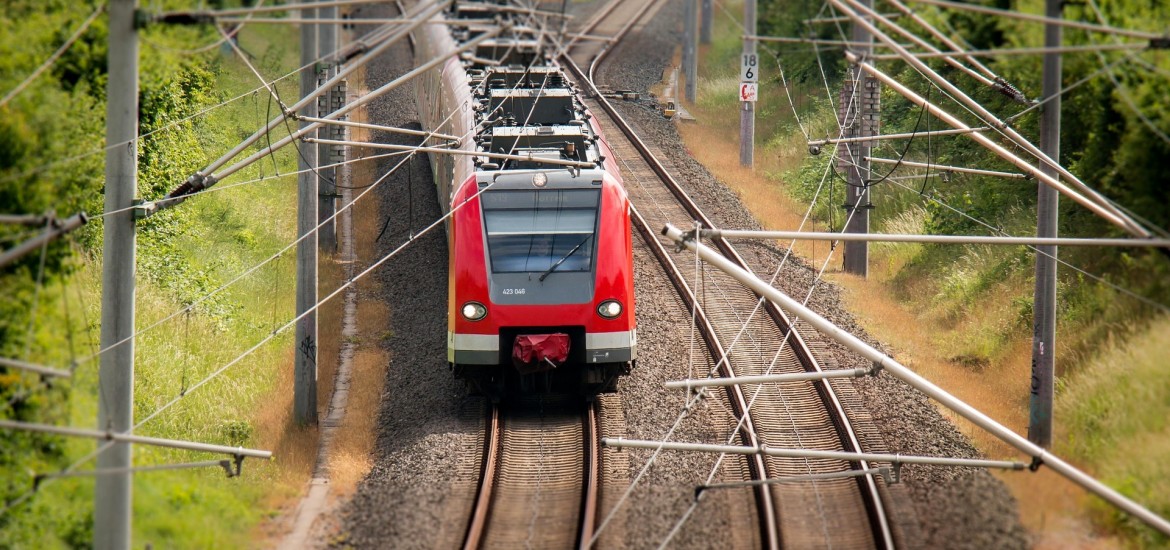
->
{"left": 481, "top": 188, "right": 601, "bottom": 274}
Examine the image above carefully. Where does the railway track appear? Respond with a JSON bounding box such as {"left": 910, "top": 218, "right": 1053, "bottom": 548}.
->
{"left": 558, "top": 1, "right": 897, "bottom": 547}
{"left": 462, "top": 398, "right": 601, "bottom": 549}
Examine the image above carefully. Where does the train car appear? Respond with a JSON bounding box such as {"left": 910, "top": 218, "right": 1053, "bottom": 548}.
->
{"left": 411, "top": 2, "right": 636, "bottom": 397}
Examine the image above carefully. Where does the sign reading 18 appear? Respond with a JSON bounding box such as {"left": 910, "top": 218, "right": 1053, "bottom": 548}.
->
{"left": 741, "top": 54, "right": 758, "bottom": 83}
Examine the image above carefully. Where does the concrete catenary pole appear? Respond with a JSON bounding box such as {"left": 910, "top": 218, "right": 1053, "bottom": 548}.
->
{"left": 700, "top": 0, "right": 712, "bottom": 44}
{"left": 740, "top": 0, "right": 756, "bottom": 167}
{"left": 842, "top": 0, "right": 873, "bottom": 276}
{"left": 296, "top": 3, "right": 319, "bottom": 425}
{"left": 684, "top": 0, "right": 697, "bottom": 103}
{"left": 318, "top": 0, "right": 338, "bottom": 254}
{"left": 95, "top": 0, "right": 138, "bottom": 547}
{"left": 1029, "top": 0, "right": 1062, "bottom": 448}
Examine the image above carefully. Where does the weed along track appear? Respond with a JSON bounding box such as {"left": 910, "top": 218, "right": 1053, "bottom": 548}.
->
{"left": 462, "top": 397, "right": 601, "bottom": 549}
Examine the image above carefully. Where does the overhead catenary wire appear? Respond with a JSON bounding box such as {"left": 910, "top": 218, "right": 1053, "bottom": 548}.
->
{"left": 163, "top": 9, "right": 494, "bottom": 206}
{"left": 884, "top": 176, "right": 1170, "bottom": 313}
{"left": 658, "top": 181, "right": 872, "bottom": 548}
{"left": 662, "top": 224, "right": 1170, "bottom": 537}
{"left": 165, "top": 0, "right": 452, "bottom": 198}
{"left": 140, "top": 0, "right": 268, "bottom": 56}
{"left": 846, "top": 49, "right": 1145, "bottom": 235}
{"left": 46, "top": 19, "right": 563, "bottom": 486}
{"left": 833, "top": 0, "right": 1153, "bottom": 238}
{"left": 0, "top": 21, "right": 363, "bottom": 188}
{"left": 591, "top": 25, "right": 868, "bottom": 542}
{"left": 1084, "top": 0, "right": 1170, "bottom": 146}
{"left": 0, "top": 146, "right": 424, "bottom": 519}
{"left": 833, "top": 0, "right": 1151, "bottom": 239}
{"left": 904, "top": 0, "right": 1168, "bottom": 41}
{"left": 73, "top": 16, "right": 559, "bottom": 382}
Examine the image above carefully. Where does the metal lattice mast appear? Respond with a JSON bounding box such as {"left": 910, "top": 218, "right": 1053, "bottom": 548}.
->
{"left": 685, "top": 0, "right": 698, "bottom": 103}
{"left": 318, "top": 0, "right": 339, "bottom": 254}
{"left": 842, "top": 0, "right": 876, "bottom": 276}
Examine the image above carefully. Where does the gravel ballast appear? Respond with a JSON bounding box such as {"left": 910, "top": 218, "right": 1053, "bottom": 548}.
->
{"left": 598, "top": 1, "right": 1030, "bottom": 548}
{"left": 331, "top": 1, "right": 1031, "bottom": 548}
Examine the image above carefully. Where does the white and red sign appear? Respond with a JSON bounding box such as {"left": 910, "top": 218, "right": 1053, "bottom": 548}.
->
{"left": 739, "top": 82, "right": 758, "bottom": 102}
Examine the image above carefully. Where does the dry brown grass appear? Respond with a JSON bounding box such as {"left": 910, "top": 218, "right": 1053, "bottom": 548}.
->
{"left": 316, "top": 75, "right": 386, "bottom": 497}
{"left": 325, "top": 299, "right": 387, "bottom": 492}
{"left": 254, "top": 64, "right": 388, "bottom": 544}
{"left": 830, "top": 274, "right": 1032, "bottom": 455}
{"left": 251, "top": 348, "right": 320, "bottom": 545}
{"left": 673, "top": 59, "right": 1124, "bottom": 545}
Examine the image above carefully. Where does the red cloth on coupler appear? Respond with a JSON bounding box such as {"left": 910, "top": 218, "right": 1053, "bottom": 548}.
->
{"left": 512, "top": 333, "right": 570, "bottom": 374}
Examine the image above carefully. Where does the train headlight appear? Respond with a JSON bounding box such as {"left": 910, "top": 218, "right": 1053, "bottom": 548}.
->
{"left": 597, "top": 300, "right": 623, "bottom": 319}
{"left": 532, "top": 172, "right": 548, "bottom": 187}
{"left": 461, "top": 301, "right": 488, "bottom": 321}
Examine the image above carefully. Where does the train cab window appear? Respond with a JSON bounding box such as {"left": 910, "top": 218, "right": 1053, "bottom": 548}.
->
{"left": 481, "top": 189, "right": 601, "bottom": 274}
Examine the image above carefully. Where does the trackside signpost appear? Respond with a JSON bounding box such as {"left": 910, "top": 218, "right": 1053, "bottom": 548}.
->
{"left": 740, "top": 1, "right": 758, "bottom": 167}
{"left": 741, "top": 52, "right": 759, "bottom": 82}
{"left": 740, "top": 52, "right": 759, "bottom": 102}
{"left": 739, "top": 83, "right": 758, "bottom": 102}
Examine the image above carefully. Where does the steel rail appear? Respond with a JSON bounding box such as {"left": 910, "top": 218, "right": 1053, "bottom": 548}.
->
{"left": 629, "top": 194, "right": 781, "bottom": 550}
{"left": 663, "top": 224, "right": 1170, "bottom": 538}
{"left": 578, "top": 402, "right": 601, "bottom": 550}
{"left": 462, "top": 404, "right": 500, "bottom": 550}
{"left": 561, "top": 24, "right": 895, "bottom": 550}
{"left": 565, "top": 2, "right": 786, "bottom": 547}
{"left": 585, "top": 0, "right": 660, "bottom": 84}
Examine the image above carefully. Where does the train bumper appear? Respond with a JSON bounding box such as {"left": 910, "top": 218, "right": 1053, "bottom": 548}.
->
{"left": 448, "top": 330, "right": 637, "bottom": 365}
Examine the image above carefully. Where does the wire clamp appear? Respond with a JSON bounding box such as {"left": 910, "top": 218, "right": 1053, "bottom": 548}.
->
{"left": 220, "top": 453, "right": 246, "bottom": 478}
{"left": 891, "top": 456, "right": 904, "bottom": 484}
{"left": 132, "top": 199, "right": 157, "bottom": 220}
{"left": 868, "top": 360, "right": 884, "bottom": 377}
{"left": 1150, "top": 37, "right": 1170, "bottom": 50}
{"left": 1029, "top": 456, "right": 1045, "bottom": 472}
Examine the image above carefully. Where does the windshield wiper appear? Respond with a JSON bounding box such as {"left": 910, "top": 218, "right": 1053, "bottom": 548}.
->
{"left": 538, "top": 234, "right": 593, "bottom": 282}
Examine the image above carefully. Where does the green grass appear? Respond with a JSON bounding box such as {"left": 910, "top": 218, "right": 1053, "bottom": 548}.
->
{"left": 1, "top": 20, "right": 305, "bottom": 548}
{"left": 692, "top": 2, "right": 1170, "bottom": 546}
{"left": 1058, "top": 315, "right": 1170, "bottom": 547}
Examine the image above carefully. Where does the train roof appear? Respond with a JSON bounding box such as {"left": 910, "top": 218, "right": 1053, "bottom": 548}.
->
{"left": 441, "top": 1, "right": 607, "bottom": 176}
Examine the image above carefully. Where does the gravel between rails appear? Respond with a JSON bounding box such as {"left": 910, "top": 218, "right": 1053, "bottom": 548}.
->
{"left": 332, "top": 1, "right": 1029, "bottom": 549}
{"left": 598, "top": 1, "right": 1032, "bottom": 548}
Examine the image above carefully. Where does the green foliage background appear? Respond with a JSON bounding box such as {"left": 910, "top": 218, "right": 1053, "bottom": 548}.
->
{"left": 746, "top": 0, "right": 1170, "bottom": 545}
{"left": 1, "top": 1, "right": 302, "bottom": 546}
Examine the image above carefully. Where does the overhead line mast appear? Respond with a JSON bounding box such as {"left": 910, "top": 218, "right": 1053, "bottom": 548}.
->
{"left": 96, "top": 0, "right": 137, "bottom": 547}
{"left": 295, "top": 0, "right": 319, "bottom": 426}
{"left": 830, "top": 0, "right": 1152, "bottom": 238}
{"left": 1029, "top": 0, "right": 1062, "bottom": 449}
{"left": 841, "top": 0, "right": 875, "bottom": 276}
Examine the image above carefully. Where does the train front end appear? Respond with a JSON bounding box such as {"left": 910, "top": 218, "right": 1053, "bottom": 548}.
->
{"left": 448, "top": 168, "right": 635, "bottom": 397}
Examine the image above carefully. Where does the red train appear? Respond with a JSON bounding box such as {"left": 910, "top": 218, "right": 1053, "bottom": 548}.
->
{"left": 412, "top": 2, "right": 636, "bottom": 396}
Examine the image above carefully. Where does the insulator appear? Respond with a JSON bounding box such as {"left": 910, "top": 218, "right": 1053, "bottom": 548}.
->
{"left": 993, "top": 77, "right": 1030, "bottom": 105}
